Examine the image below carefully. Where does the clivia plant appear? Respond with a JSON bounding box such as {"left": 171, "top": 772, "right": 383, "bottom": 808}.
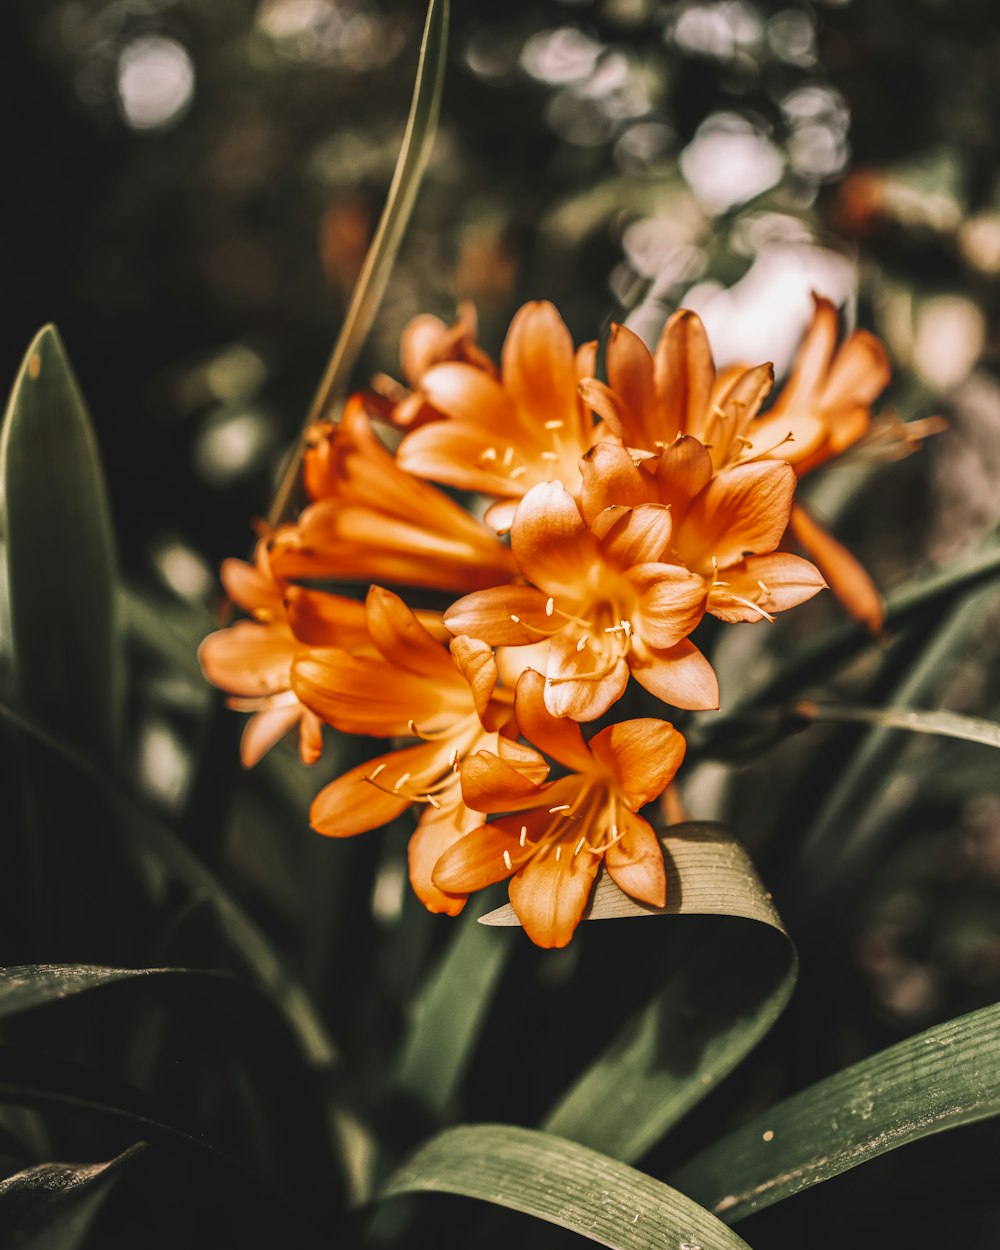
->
{"left": 1, "top": 3, "right": 998, "bottom": 1248}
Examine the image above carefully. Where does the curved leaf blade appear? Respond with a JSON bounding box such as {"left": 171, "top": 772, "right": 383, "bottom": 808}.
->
{"left": 268, "top": 0, "right": 450, "bottom": 525}
{"left": 795, "top": 699, "right": 1000, "bottom": 750}
{"left": 382, "top": 1123, "right": 755, "bottom": 1250}
{"left": 481, "top": 825, "right": 797, "bottom": 1164}
{"left": 1, "top": 326, "right": 123, "bottom": 761}
{"left": 0, "top": 1144, "right": 145, "bottom": 1250}
{"left": 673, "top": 999, "right": 1000, "bottom": 1222}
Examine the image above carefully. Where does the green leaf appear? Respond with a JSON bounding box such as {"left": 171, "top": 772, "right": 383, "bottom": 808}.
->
{"left": 794, "top": 699, "right": 1000, "bottom": 749}
{"left": 480, "top": 825, "right": 797, "bottom": 1163}
{"left": 0, "top": 1143, "right": 145, "bottom": 1250}
{"left": 381, "top": 1123, "right": 755, "bottom": 1250}
{"left": 1, "top": 326, "right": 123, "bottom": 761}
{"left": 267, "top": 0, "right": 450, "bottom": 525}
{"left": 394, "top": 887, "right": 512, "bottom": 1117}
{"left": 672, "top": 999, "right": 1000, "bottom": 1223}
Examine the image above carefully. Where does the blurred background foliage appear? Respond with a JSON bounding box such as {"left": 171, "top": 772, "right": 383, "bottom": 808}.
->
{"left": 4, "top": 0, "right": 1000, "bottom": 1245}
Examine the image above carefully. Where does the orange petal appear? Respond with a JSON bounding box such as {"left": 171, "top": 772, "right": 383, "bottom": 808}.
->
{"left": 419, "top": 361, "right": 515, "bottom": 429}
{"left": 497, "top": 734, "right": 552, "bottom": 785}
{"left": 790, "top": 504, "right": 885, "bottom": 632}
{"left": 653, "top": 310, "right": 715, "bottom": 440}
{"left": 298, "top": 709, "right": 324, "bottom": 765}
{"left": 460, "top": 748, "right": 550, "bottom": 814}
{"left": 365, "top": 586, "right": 456, "bottom": 681}
{"left": 291, "top": 650, "right": 463, "bottom": 736}
{"left": 310, "top": 743, "right": 438, "bottom": 836}
{"left": 579, "top": 441, "right": 653, "bottom": 523}
{"left": 220, "top": 556, "right": 284, "bottom": 617}
{"left": 605, "top": 322, "right": 659, "bottom": 450}
{"left": 397, "top": 419, "right": 525, "bottom": 498}
{"left": 652, "top": 434, "right": 713, "bottom": 516}
{"left": 502, "top": 301, "right": 579, "bottom": 433}
{"left": 400, "top": 312, "right": 450, "bottom": 384}
{"left": 432, "top": 812, "right": 542, "bottom": 892}
{"left": 589, "top": 718, "right": 686, "bottom": 809}
{"left": 630, "top": 638, "right": 720, "bottom": 711}
{"left": 408, "top": 798, "right": 481, "bottom": 916}
{"left": 544, "top": 633, "right": 630, "bottom": 722}
{"left": 508, "top": 839, "right": 601, "bottom": 948}
{"left": 449, "top": 635, "right": 501, "bottom": 727}
{"left": 628, "top": 562, "right": 707, "bottom": 650}
{"left": 708, "top": 551, "right": 826, "bottom": 623}
{"left": 445, "top": 585, "right": 553, "bottom": 646}
{"left": 605, "top": 809, "right": 667, "bottom": 907}
{"left": 240, "top": 701, "right": 302, "bottom": 768}
{"left": 776, "top": 294, "right": 838, "bottom": 412}
{"left": 514, "top": 668, "right": 593, "bottom": 771}
{"left": 483, "top": 498, "right": 520, "bottom": 533}
{"left": 199, "top": 622, "right": 297, "bottom": 697}
{"left": 578, "top": 378, "right": 626, "bottom": 441}
{"left": 599, "top": 504, "right": 673, "bottom": 569}
{"left": 284, "top": 585, "right": 370, "bottom": 649}
{"left": 510, "top": 481, "right": 599, "bottom": 596}
{"left": 823, "top": 329, "right": 890, "bottom": 411}
{"left": 707, "top": 362, "right": 774, "bottom": 467}
{"left": 677, "top": 460, "right": 796, "bottom": 572}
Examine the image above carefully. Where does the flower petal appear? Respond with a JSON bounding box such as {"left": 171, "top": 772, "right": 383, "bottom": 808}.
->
{"left": 514, "top": 667, "right": 593, "bottom": 770}
{"left": 652, "top": 434, "right": 713, "bottom": 517}
{"left": 240, "top": 702, "right": 303, "bottom": 768}
{"left": 432, "top": 813, "right": 540, "bottom": 892}
{"left": 578, "top": 377, "right": 626, "bottom": 441}
{"left": 460, "top": 748, "right": 550, "bottom": 814}
{"left": 220, "top": 556, "right": 283, "bottom": 617}
{"left": 628, "top": 562, "right": 707, "bottom": 650}
{"left": 397, "top": 419, "right": 525, "bottom": 497}
{"left": 502, "top": 301, "right": 579, "bottom": 434}
{"left": 604, "top": 322, "right": 659, "bottom": 448}
{"left": 630, "top": 638, "right": 720, "bottom": 711}
{"left": 292, "top": 649, "right": 465, "bottom": 736}
{"left": 579, "top": 440, "right": 652, "bottom": 523}
{"left": 449, "top": 635, "right": 501, "bottom": 726}
{"left": 298, "top": 709, "right": 324, "bottom": 765}
{"left": 589, "top": 718, "right": 686, "bottom": 809}
{"left": 408, "top": 798, "right": 482, "bottom": 916}
{"left": 310, "top": 742, "right": 440, "bottom": 836}
{"left": 790, "top": 503, "right": 884, "bottom": 632}
{"left": 599, "top": 504, "right": 673, "bottom": 569}
{"left": 365, "top": 586, "right": 457, "bottom": 681}
{"left": 777, "top": 294, "right": 838, "bottom": 412}
{"left": 605, "top": 809, "right": 667, "bottom": 907}
{"left": 676, "top": 459, "right": 796, "bottom": 572}
{"left": 510, "top": 481, "right": 599, "bottom": 596}
{"left": 419, "top": 361, "right": 516, "bottom": 429}
{"left": 284, "top": 585, "right": 371, "bottom": 649}
{"left": 544, "top": 633, "right": 630, "bottom": 722}
{"left": 199, "top": 622, "right": 297, "bottom": 697}
{"left": 824, "top": 329, "right": 891, "bottom": 412}
{"left": 708, "top": 551, "right": 827, "bottom": 623}
{"left": 653, "top": 309, "right": 715, "bottom": 440}
{"left": 445, "top": 585, "right": 553, "bottom": 646}
{"left": 508, "top": 840, "right": 601, "bottom": 948}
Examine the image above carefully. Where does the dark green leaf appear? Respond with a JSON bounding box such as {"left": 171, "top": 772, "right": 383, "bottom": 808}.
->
{"left": 382, "top": 1124, "right": 755, "bottom": 1250}
{"left": 268, "top": 0, "right": 450, "bottom": 525}
{"left": 479, "top": 825, "right": 797, "bottom": 1164}
{"left": 394, "top": 888, "right": 512, "bottom": 1117}
{"left": 673, "top": 999, "right": 1000, "bottom": 1222}
{"left": 794, "top": 699, "right": 1000, "bottom": 749}
{"left": 1, "top": 326, "right": 123, "bottom": 762}
{"left": 0, "top": 1143, "right": 145, "bottom": 1250}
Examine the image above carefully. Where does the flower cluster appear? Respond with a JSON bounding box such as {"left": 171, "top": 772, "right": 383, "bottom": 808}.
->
{"left": 200, "top": 297, "right": 917, "bottom": 946}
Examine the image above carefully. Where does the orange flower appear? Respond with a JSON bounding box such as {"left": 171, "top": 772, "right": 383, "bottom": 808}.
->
{"left": 445, "top": 480, "right": 714, "bottom": 720}
{"left": 198, "top": 540, "right": 371, "bottom": 767}
{"left": 432, "top": 669, "right": 686, "bottom": 948}
{"left": 267, "top": 395, "right": 518, "bottom": 594}
{"left": 579, "top": 438, "right": 826, "bottom": 627}
{"left": 290, "top": 586, "right": 536, "bottom": 916}
{"left": 396, "top": 301, "right": 598, "bottom": 531}
{"left": 579, "top": 310, "right": 776, "bottom": 469}
{"left": 373, "top": 302, "right": 497, "bottom": 429}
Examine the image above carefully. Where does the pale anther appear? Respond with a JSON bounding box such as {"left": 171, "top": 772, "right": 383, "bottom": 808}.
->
{"left": 757, "top": 579, "right": 771, "bottom": 596}
{"left": 576, "top": 636, "right": 588, "bottom": 652}
{"left": 503, "top": 849, "right": 513, "bottom": 870}
{"left": 369, "top": 763, "right": 386, "bottom": 781}
{"left": 394, "top": 772, "right": 411, "bottom": 793}
{"left": 544, "top": 419, "right": 564, "bottom": 430}
{"left": 545, "top": 597, "right": 555, "bottom": 617}
{"left": 555, "top": 846, "right": 562, "bottom": 862}
{"left": 574, "top": 836, "right": 586, "bottom": 857}
{"left": 549, "top": 804, "right": 571, "bottom": 813}
{"left": 519, "top": 826, "right": 528, "bottom": 847}
{"left": 540, "top": 450, "right": 559, "bottom": 462}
